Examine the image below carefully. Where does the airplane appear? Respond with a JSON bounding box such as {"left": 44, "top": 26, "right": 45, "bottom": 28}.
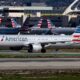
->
{"left": 0, "top": 17, "right": 20, "bottom": 34}
{"left": 20, "top": 17, "right": 75, "bottom": 35}
{"left": 20, "top": 18, "right": 44, "bottom": 34}
{"left": 46, "top": 26, "right": 80, "bottom": 50}
{"left": 0, "top": 34, "right": 71, "bottom": 53}
{"left": 0, "top": 26, "right": 80, "bottom": 53}
{"left": 11, "top": 18, "right": 21, "bottom": 28}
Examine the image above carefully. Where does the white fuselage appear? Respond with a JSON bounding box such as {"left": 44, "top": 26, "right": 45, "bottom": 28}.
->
{"left": 0, "top": 35, "right": 72, "bottom": 47}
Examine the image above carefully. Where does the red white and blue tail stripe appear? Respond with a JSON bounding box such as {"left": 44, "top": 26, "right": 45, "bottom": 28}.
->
{"left": 11, "top": 18, "right": 18, "bottom": 28}
{"left": 37, "top": 19, "right": 43, "bottom": 28}
{"left": 72, "top": 26, "right": 80, "bottom": 43}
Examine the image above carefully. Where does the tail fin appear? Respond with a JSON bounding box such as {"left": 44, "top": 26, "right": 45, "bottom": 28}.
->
{"left": 22, "top": 15, "right": 31, "bottom": 28}
{"left": 11, "top": 18, "right": 21, "bottom": 28}
{"left": 37, "top": 19, "right": 43, "bottom": 28}
{"left": 72, "top": 26, "right": 80, "bottom": 43}
{"left": 47, "top": 19, "right": 55, "bottom": 29}
{"left": 32, "top": 18, "right": 43, "bottom": 28}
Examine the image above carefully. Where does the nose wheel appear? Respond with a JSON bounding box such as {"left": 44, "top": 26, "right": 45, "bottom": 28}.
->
{"left": 28, "top": 44, "right": 33, "bottom": 53}
{"left": 41, "top": 48, "right": 46, "bottom": 53}
{"left": 41, "top": 44, "right": 46, "bottom": 53}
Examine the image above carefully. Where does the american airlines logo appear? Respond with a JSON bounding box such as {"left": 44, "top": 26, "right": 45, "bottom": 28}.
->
{"left": 1, "top": 36, "right": 28, "bottom": 42}
{"left": 5, "top": 37, "right": 28, "bottom": 41}
{"left": 1, "top": 36, "right": 4, "bottom": 41}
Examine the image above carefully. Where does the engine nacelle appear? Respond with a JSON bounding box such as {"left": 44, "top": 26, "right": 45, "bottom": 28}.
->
{"left": 32, "top": 44, "right": 42, "bottom": 51}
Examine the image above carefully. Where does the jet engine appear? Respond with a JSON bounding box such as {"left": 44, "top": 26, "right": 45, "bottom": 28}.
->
{"left": 28, "top": 44, "right": 46, "bottom": 53}
{"left": 33, "top": 44, "right": 42, "bottom": 51}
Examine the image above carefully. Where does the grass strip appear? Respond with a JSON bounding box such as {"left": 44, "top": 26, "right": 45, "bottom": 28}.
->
{"left": 0, "top": 53, "right": 80, "bottom": 58}
{"left": 0, "top": 74, "right": 80, "bottom": 80}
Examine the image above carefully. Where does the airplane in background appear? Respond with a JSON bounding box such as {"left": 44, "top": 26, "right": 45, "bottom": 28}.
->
{"left": 20, "top": 17, "right": 75, "bottom": 35}
{"left": 20, "top": 18, "right": 57, "bottom": 34}
{"left": 11, "top": 18, "right": 21, "bottom": 28}
{"left": 0, "top": 26, "right": 80, "bottom": 53}
{"left": 0, "top": 17, "right": 20, "bottom": 34}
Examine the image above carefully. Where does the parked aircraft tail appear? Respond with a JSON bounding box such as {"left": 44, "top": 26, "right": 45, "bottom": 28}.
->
{"left": 72, "top": 26, "right": 80, "bottom": 43}
{"left": 11, "top": 18, "right": 21, "bottom": 28}
{"left": 33, "top": 18, "right": 43, "bottom": 28}
{"left": 47, "top": 19, "right": 55, "bottom": 29}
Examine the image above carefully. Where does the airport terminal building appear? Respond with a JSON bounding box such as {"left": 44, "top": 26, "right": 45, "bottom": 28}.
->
{"left": 0, "top": 0, "right": 80, "bottom": 27}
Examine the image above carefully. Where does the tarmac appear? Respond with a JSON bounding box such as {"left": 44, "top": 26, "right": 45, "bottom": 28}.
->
{"left": 0, "top": 58, "right": 79, "bottom": 70}
{"left": 0, "top": 50, "right": 79, "bottom": 70}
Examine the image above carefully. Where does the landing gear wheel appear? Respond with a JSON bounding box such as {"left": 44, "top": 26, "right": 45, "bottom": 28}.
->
{"left": 28, "top": 49, "right": 33, "bottom": 53}
{"left": 41, "top": 49, "right": 46, "bottom": 53}
{"left": 55, "top": 49, "right": 59, "bottom": 52}
{"left": 28, "top": 44, "right": 33, "bottom": 53}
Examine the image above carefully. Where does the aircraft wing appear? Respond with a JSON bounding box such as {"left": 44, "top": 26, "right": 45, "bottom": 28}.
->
{"left": 45, "top": 42, "right": 72, "bottom": 48}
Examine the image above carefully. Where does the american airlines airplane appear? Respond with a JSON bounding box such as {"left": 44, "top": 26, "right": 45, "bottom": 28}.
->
{"left": 0, "top": 26, "right": 79, "bottom": 53}
{"left": 0, "top": 17, "right": 20, "bottom": 34}
{"left": 21, "top": 18, "right": 75, "bottom": 35}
